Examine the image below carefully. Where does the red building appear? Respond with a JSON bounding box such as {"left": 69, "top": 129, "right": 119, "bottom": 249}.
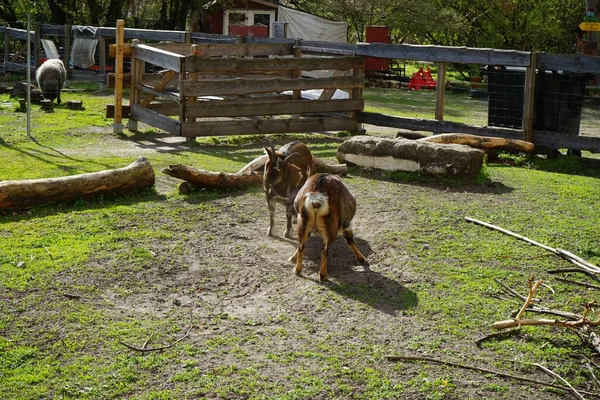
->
{"left": 201, "top": 0, "right": 279, "bottom": 38}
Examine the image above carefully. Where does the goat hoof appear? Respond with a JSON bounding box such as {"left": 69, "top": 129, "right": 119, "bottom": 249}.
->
{"left": 294, "top": 267, "right": 302, "bottom": 276}
{"left": 319, "top": 274, "right": 329, "bottom": 281}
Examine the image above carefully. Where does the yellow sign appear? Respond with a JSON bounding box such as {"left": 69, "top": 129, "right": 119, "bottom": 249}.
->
{"left": 579, "top": 22, "right": 600, "bottom": 31}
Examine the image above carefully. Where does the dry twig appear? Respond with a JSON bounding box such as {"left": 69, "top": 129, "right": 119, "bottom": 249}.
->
{"left": 534, "top": 363, "right": 585, "bottom": 400}
{"left": 119, "top": 326, "right": 193, "bottom": 353}
{"left": 385, "top": 354, "right": 600, "bottom": 398}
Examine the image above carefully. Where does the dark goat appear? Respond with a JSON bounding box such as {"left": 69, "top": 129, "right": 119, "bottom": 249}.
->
{"left": 35, "top": 59, "right": 66, "bottom": 104}
{"left": 289, "top": 173, "right": 366, "bottom": 281}
{"left": 263, "top": 141, "right": 315, "bottom": 238}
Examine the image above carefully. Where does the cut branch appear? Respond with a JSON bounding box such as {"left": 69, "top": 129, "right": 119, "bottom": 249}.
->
{"left": 465, "top": 217, "right": 600, "bottom": 280}
{"left": 385, "top": 354, "right": 600, "bottom": 398}
{"left": 119, "top": 326, "right": 193, "bottom": 353}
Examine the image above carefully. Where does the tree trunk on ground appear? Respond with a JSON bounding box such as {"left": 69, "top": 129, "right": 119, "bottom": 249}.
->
{"left": 418, "top": 133, "right": 535, "bottom": 153}
{"left": 162, "top": 165, "right": 263, "bottom": 190}
{"left": 0, "top": 157, "right": 155, "bottom": 210}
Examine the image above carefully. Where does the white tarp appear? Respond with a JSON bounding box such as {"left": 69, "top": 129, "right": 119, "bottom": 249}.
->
{"left": 277, "top": 5, "right": 348, "bottom": 43}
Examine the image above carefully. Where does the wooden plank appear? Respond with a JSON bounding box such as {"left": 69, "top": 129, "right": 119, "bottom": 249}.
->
{"left": 108, "top": 43, "right": 132, "bottom": 58}
{"left": 133, "top": 44, "right": 183, "bottom": 72}
{"left": 40, "top": 24, "right": 64, "bottom": 37}
{"left": 150, "top": 42, "right": 294, "bottom": 57}
{"left": 522, "top": 52, "right": 537, "bottom": 142}
{"left": 297, "top": 46, "right": 357, "bottom": 56}
{"left": 5, "top": 62, "right": 29, "bottom": 74}
{"left": 96, "top": 27, "right": 187, "bottom": 42}
{"left": 536, "top": 52, "right": 600, "bottom": 74}
{"left": 5, "top": 27, "right": 31, "bottom": 41}
{"left": 106, "top": 104, "right": 131, "bottom": 118}
{"left": 435, "top": 63, "right": 447, "bottom": 121}
{"left": 358, "top": 112, "right": 527, "bottom": 139}
{"left": 184, "top": 76, "right": 364, "bottom": 97}
{"left": 181, "top": 117, "right": 358, "bottom": 137}
{"left": 69, "top": 70, "right": 106, "bottom": 82}
{"left": 138, "top": 76, "right": 180, "bottom": 104}
{"left": 183, "top": 55, "right": 364, "bottom": 73}
{"left": 531, "top": 131, "right": 600, "bottom": 153}
{"left": 131, "top": 104, "right": 181, "bottom": 135}
{"left": 183, "top": 99, "right": 364, "bottom": 118}
{"left": 114, "top": 20, "right": 124, "bottom": 132}
{"left": 356, "top": 43, "right": 531, "bottom": 67}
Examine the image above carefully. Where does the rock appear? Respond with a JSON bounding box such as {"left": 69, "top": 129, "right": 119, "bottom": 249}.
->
{"left": 337, "top": 136, "right": 485, "bottom": 178}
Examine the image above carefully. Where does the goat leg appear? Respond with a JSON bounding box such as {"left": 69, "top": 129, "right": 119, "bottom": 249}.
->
{"left": 283, "top": 205, "right": 295, "bottom": 239}
{"left": 266, "top": 196, "right": 276, "bottom": 236}
{"left": 343, "top": 228, "right": 366, "bottom": 263}
{"left": 292, "top": 217, "right": 310, "bottom": 275}
{"left": 319, "top": 241, "right": 330, "bottom": 281}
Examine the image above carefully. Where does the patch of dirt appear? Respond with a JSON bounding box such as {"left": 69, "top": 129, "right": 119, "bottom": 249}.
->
{"left": 42, "top": 132, "right": 586, "bottom": 399}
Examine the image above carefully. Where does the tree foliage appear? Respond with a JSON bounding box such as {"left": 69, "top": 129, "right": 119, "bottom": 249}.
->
{"left": 0, "top": 0, "right": 587, "bottom": 54}
{"left": 287, "top": 0, "right": 585, "bottom": 53}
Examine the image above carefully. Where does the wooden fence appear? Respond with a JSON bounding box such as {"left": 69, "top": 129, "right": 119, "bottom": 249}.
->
{"left": 3, "top": 22, "right": 600, "bottom": 152}
{"left": 110, "top": 21, "right": 363, "bottom": 137}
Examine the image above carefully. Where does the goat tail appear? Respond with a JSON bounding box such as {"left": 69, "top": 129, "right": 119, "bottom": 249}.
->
{"left": 302, "top": 192, "right": 329, "bottom": 217}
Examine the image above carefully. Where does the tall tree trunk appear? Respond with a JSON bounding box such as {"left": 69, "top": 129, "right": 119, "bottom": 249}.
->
{"left": 0, "top": 0, "right": 18, "bottom": 27}
{"left": 105, "top": 0, "right": 125, "bottom": 26}
{"left": 47, "top": 0, "right": 68, "bottom": 24}
{"left": 86, "top": 0, "right": 103, "bottom": 25}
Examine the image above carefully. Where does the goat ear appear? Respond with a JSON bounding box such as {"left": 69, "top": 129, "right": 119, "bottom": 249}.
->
{"left": 264, "top": 146, "right": 273, "bottom": 158}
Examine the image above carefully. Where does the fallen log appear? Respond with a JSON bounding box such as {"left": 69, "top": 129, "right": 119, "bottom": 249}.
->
{"left": 162, "top": 165, "right": 263, "bottom": 190}
{"left": 417, "top": 133, "right": 535, "bottom": 153}
{"left": 237, "top": 155, "right": 347, "bottom": 176}
{"left": 0, "top": 157, "right": 155, "bottom": 210}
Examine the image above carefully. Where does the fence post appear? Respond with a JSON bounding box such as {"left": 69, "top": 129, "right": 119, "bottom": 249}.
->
{"left": 292, "top": 38, "right": 302, "bottom": 119}
{"left": 99, "top": 36, "right": 106, "bottom": 91}
{"left": 128, "top": 39, "right": 141, "bottom": 132}
{"left": 113, "top": 19, "right": 124, "bottom": 134}
{"left": 34, "top": 22, "right": 41, "bottom": 69}
{"left": 64, "top": 24, "right": 71, "bottom": 86}
{"left": 522, "top": 52, "right": 537, "bottom": 142}
{"left": 435, "top": 62, "right": 447, "bottom": 121}
{"left": 4, "top": 26, "right": 9, "bottom": 79}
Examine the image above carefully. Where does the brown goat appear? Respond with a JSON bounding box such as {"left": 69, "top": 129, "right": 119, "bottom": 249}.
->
{"left": 263, "top": 141, "right": 315, "bottom": 238}
{"left": 289, "top": 173, "right": 366, "bottom": 281}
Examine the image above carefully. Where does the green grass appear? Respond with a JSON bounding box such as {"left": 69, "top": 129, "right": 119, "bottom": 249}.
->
{"left": 1, "top": 83, "right": 600, "bottom": 399}
{"left": 363, "top": 87, "right": 489, "bottom": 126}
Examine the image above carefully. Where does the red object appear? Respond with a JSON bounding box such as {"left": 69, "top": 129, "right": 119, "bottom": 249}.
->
{"left": 408, "top": 67, "right": 436, "bottom": 90}
{"left": 365, "top": 26, "right": 389, "bottom": 71}
{"left": 248, "top": 23, "right": 268, "bottom": 38}
{"left": 229, "top": 23, "right": 249, "bottom": 36}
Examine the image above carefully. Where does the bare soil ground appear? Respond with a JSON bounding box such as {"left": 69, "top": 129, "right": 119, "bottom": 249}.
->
{"left": 63, "top": 132, "right": 585, "bottom": 399}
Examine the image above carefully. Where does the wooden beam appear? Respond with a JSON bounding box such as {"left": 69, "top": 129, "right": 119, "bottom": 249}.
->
{"left": 182, "top": 99, "right": 364, "bottom": 118}
{"left": 356, "top": 43, "right": 531, "bottom": 67}
{"left": 537, "top": 52, "right": 600, "bottom": 74}
{"left": 183, "top": 55, "right": 364, "bottom": 73}
{"left": 131, "top": 104, "right": 181, "bottom": 135}
{"left": 183, "top": 76, "right": 363, "bottom": 97}
{"left": 113, "top": 19, "right": 125, "bottom": 134}
{"left": 358, "top": 112, "right": 526, "bottom": 139}
{"left": 139, "top": 70, "right": 178, "bottom": 106}
{"left": 151, "top": 42, "right": 294, "bottom": 57}
{"left": 181, "top": 117, "right": 358, "bottom": 137}
{"left": 522, "top": 52, "right": 537, "bottom": 142}
{"left": 105, "top": 104, "right": 131, "bottom": 118}
{"left": 108, "top": 43, "right": 132, "bottom": 58}
{"left": 133, "top": 43, "right": 183, "bottom": 72}
{"left": 435, "top": 63, "right": 447, "bottom": 121}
